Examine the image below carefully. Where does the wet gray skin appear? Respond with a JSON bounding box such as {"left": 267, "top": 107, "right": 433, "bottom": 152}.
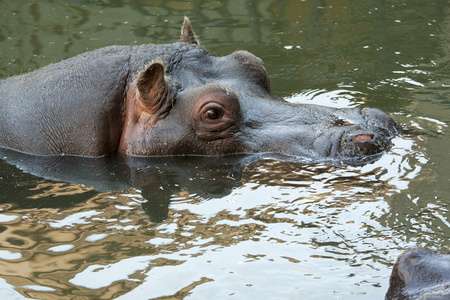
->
{"left": 0, "top": 18, "right": 397, "bottom": 164}
{"left": 385, "top": 248, "right": 450, "bottom": 300}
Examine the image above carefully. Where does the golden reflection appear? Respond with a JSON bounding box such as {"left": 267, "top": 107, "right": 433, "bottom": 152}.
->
{"left": 0, "top": 192, "right": 145, "bottom": 297}
{"left": 0, "top": 140, "right": 428, "bottom": 299}
{"left": 0, "top": 146, "right": 433, "bottom": 299}
{"left": 27, "top": 182, "right": 95, "bottom": 199}
{"left": 0, "top": 188, "right": 269, "bottom": 297}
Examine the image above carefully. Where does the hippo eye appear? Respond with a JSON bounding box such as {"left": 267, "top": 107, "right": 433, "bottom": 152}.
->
{"left": 205, "top": 108, "right": 222, "bottom": 120}
{"left": 191, "top": 87, "right": 242, "bottom": 141}
{"left": 201, "top": 103, "right": 225, "bottom": 123}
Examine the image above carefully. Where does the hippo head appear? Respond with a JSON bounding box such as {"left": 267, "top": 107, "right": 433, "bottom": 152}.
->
{"left": 119, "top": 18, "right": 398, "bottom": 164}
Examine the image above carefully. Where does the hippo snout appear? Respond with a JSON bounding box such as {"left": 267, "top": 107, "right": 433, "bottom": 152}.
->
{"left": 362, "top": 108, "right": 399, "bottom": 138}
{"left": 341, "top": 131, "right": 386, "bottom": 157}
{"left": 339, "top": 109, "right": 398, "bottom": 158}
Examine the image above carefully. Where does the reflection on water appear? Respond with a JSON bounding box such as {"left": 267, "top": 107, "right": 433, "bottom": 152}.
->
{"left": 0, "top": 131, "right": 433, "bottom": 298}
{"left": 1, "top": 0, "right": 450, "bottom": 298}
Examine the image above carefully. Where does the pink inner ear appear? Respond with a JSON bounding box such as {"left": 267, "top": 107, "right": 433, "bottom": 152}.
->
{"left": 352, "top": 134, "right": 373, "bottom": 142}
{"left": 147, "top": 71, "right": 165, "bottom": 100}
{"left": 136, "top": 62, "right": 169, "bottom": 114}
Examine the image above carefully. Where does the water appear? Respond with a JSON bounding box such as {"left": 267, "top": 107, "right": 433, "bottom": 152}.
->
{"left": 0, "top": 0, "right": 449, "bottom": 299}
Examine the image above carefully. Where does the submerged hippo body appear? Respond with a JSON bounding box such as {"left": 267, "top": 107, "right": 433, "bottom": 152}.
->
{"left": 386, "top": 248, "right": 450, "bottom": 299}
{"left": 0, "top": 18, "right": 397, "bottom": 163}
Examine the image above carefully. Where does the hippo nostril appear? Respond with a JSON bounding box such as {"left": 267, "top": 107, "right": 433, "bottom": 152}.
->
{"left": 351, "top": 134, "right": 374, "bottom": 142}
{"left": 341, "top": 131, "right": 385, "bottom": 158}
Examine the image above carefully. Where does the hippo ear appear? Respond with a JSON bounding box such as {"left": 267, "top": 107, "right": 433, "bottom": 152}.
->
{"left": 179, "top": 16, "right": 199, "bottom": 45}
{"left": 136, "top": 61, "right": 171, "bottom": 116}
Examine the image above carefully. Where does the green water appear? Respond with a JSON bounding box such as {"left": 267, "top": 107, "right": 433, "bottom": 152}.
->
{"left": 0, "top": 0, "right": 449, "bottom": 299}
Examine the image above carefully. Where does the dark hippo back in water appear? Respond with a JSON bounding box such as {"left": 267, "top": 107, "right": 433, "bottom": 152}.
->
{"left": 0, "top": 18, "right": 397, "bottom": 165}
{"left": 386, "top": 248, "right": 450, "bottom": 300}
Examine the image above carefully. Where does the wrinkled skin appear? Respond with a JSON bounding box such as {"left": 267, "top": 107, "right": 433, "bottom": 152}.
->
{"left": 386, "top": 248, "right": 450, "bottom": 300}
{"left": 0, "top": 18, "right": 397, "bottom": 163}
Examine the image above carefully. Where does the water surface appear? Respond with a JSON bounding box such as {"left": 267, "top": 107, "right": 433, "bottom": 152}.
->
{"left": 0, "top": 0, "right": 449, "bottom": 299}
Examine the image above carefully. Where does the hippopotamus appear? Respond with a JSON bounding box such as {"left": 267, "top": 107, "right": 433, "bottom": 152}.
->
{"left": 386, "top": 248, "right": 450, "bottom": 299}
{"left": 0, "top": 17, "right": 397, "bottom": 163}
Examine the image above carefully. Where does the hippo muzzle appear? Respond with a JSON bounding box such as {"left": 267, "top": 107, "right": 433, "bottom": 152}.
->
{"left": 340, "top": 108, "right": 398, "bottom": 158}
{"left": 236, "top": 97, "right": 398, "bottom": 163}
